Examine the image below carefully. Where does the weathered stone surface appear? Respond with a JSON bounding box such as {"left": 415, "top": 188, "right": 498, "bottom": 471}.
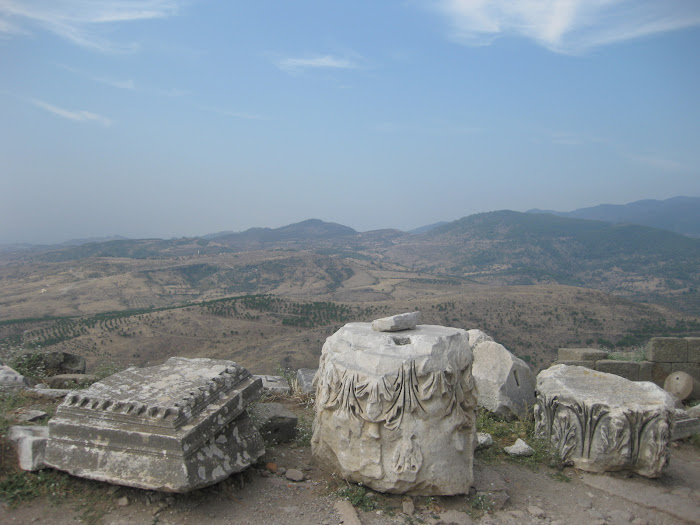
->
{"left": 595, "top": 360, "right": 640, "bottom": 381}
{"left": 687, "top": 404, "right": 700, "bottom": 418}
{"left": 638, "top": 361, "right": 654, "bottom": 382}
{"left": 471, "top": 341, "right": 535, "bottom": 420}
{"left": 646, "top": 338, "right": 688, "bottom": 363}
{"left": 250, "top": 402, "right": 297, "bottom": 444}
{"left": 30, "top": 387, "right": 69, "bottom": 399}
{"left": 254, "top": 375, "right": 290, "bottom": 395}
{"left": 371, "top": 312, "right": 420, "bottom": 332}
{"left": 0, "top": 365, "right": 31, "bottom": 389}
{"left": 467, "top": 329, "right": 493, "bottom": 347}
{"left": 558, "top": 348, "right": 608, "bottom": 362}
{"left": 16, "top": 351, "right": 86, "bottom": 375}
{"left": 554, "top": 360, "right": 596, "bottom": 369}
{"left": 670, "top": 362, "right": 700, "bottom": 380}
{"left": 650, "top": 362, "right": 673, "bottom": 386}
{"left": 671, "top": 409, "right": 700, "bottom": 441}
{"left": 8, "top": 426, "right": 49, "bottom": 471}
{"left": 17, "top": 409, "right": 48, "bottom": 422}
{"left": 48, "top": 373, "right": 98, "bottom": 389}
{"left": 504, "top": 438, "right": 534, "bottom": 457}
{"left": 687, "top": 338, "right": 700, "bottom": 363}
{"left": 296, "top": 368, "right": 316, "bottom": 394}
{"left": 664, "top": 371, "right": 700, "bottom": 401}
{"left": 45, "top": 357, "right": 265, "bottom": 492}
{"left": 313, "top": 322, "right": 476, "bottom": 495}
{"left": 535, "top": 365, "right": 675, "bottom": 477}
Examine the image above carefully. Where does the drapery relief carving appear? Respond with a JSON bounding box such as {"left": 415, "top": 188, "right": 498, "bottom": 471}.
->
{"left": 312, "top": 321, "right": 477, "bottom": 495}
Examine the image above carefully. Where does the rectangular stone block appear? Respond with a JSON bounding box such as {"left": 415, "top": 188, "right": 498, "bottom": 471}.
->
{"left": 555, "top": 360, "right": 596, "bottom": 369}
{"left": 45, "top": 357, "right": 265, "bottom": 492}
{"left": 671, "top": 362, "right": 700, "bottom": 381}
{"left": 646, "top": 338, "right": 688, "bottom": 363}
{"left": 671, "top": 412, "right": 700, "bottom": 441}
{"left": 557, "top": 348, "right": 608, "bottom": 362}
{"left": 595, "top": 360, "right": 640, "bottom": 381}
{"left": 638, "top": 362, "right": 654, "bottom": 382}
{"left": 650, "top": 362, "right": 673, "bottom": 387}
{"left": 687, "top": 338, "right": 700, "bottom": 363}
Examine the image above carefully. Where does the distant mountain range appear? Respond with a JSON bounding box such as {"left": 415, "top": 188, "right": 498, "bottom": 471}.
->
{"left": 13, "top": 203, "right": 698, "bottom": 314}
{"left": 527, "top": 196, "right": 700, "bottom": 237}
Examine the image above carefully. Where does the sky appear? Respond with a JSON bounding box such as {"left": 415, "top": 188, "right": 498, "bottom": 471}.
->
{"left": 1, "top": 0, "right": 700, "bottom": 244}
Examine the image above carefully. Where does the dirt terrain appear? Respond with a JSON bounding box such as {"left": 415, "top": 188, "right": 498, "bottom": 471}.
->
{"left": 1, "top": 397, "right": 699, "bottom": 525}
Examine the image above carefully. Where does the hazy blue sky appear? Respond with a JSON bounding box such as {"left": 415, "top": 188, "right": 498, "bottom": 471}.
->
{"left": 2, "top": 1, "right": 699, "bottom": 244}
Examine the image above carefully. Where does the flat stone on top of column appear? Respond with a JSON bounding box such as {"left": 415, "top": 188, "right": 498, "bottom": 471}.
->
{"left": 371, "top": 312, "right": 420, "bottom": 332}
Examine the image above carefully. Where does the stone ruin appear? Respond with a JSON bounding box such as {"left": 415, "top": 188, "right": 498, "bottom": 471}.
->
{"left": 535, "top": 364, "right": 675, "bottom": 478}
{"left": 44, "top": 357, "right": 265, "bottom": 492}
{"left": 312, "top": 312, "right": 478, "bottom": 495}
{"left": 468, "top": 329, "right": 535, "bottom": 420}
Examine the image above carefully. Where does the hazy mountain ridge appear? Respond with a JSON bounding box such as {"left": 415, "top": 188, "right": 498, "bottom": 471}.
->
{"left": 6, "top": 208, "right": 699, "bottom": 312}
{"left": 527, "top": 196, "right": 700, "bottom": 237}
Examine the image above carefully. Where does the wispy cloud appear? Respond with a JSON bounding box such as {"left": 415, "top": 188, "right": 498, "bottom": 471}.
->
{"left": 198, "top": 105, "right": 268, "bottom": 121}
{"left": 0, "top": 1, "right": 183, "bottom": 53}
{"left": 28, "top": 98, "right": 112, "bottom": 126}
{"left": 431, "top": 0, "right": 700, "bottom": 54}
{"left": 276, "top": 54, "right": 359, "bottom": 74}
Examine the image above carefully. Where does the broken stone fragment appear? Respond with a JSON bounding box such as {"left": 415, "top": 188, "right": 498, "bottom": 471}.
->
{"left": 471, "top": 340, "right": 535, "bottom": 420}
{"left": 254, "top": 375, "right": 291, "bottom": 395}
{"left": 535, "top": 365, "right": 675, "bottom": 477}
{"left": 17, "top": 409, "right": 48, "bottom": 422}
{"left": 371, "top": 312, "right": 420, "bottom": 332}
{"left": 8, "top": 426, "right": 49, "bottom": 471}
{"left": 249, "top": 402, "right": 298, "bottom": 444}
{"left": 45, "top": 357, "right": 265, "bottom": 492}
{"left": 47, "top": 373, "right": 97, "bottom": 389}
{"left": 296, "top": 368, "right": 317, "bottom": 394}
{"left": 504, "top": 438, "right": 534, "bottom": 457}
{"left": 0, "top": 365, "right": 32, "bottom": 389}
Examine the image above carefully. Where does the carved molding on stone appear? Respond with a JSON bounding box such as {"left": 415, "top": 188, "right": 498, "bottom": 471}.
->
{"left": 312, "top": 323, "right": 477, "bottom": 495}
{"left": 534, "top": 365, "right": 674, "bottom": 478}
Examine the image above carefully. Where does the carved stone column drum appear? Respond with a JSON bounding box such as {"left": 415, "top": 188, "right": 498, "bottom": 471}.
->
{"left": 312, "top": 319, "right": 477, "bottom": 495}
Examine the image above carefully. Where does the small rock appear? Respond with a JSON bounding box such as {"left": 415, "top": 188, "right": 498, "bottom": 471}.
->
{"left": 277, "top": 467, "right": 286, "bottom": 475}
{"left": 334, "top": 500, "right": 362, "bottom": 525}
{"left": 402, "top": 498, "right": 415, "bottom": 515}
{"left": 17, "top": 410, "right": 48, "bottom": 422}
{"left": 116, "top": 496, "right": 129, "bottom": 507}
{"left": 476, "top": 432, "right": 494, "bottom": 449}
{"left": 527, "top": 505, "right": 546, "bottom": 518}
{"left": 285, "top": 468, "right": 304, "bottom": 482}
{"left": 504, "top": 438, "right": 534, "bottom": 457}
{"left": 266, "top": 462, "right": 278, "bottom": 473}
